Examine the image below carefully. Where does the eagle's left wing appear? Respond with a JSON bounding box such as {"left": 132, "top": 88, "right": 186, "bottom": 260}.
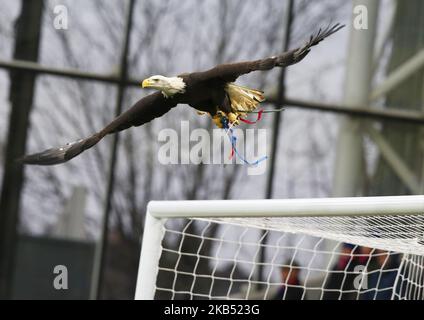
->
{"left": 20, "top": 92, "right": 178, "bottom": 165}
{"left": 190, "top": 23, "right": 344, "bottom": 83}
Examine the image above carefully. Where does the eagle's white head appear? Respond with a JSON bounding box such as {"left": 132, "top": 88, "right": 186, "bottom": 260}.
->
{"left": 141, "top": 75, "right": 186, "bottom": 98}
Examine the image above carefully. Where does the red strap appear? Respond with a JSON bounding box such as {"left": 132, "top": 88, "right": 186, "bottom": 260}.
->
{"left": 229, "top": 147, "right": 234, "bottom": 160}
{"left": 239, "top": 109, "right": 264, "bottom": 124}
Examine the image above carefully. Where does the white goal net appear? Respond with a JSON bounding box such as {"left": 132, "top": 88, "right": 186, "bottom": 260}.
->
{"left": 135, "top": 196, "right": 424, "bottom": 300}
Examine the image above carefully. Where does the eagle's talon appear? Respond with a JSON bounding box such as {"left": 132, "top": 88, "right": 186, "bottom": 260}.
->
{"left": 228, "top": 113, "right": 239, "bottom": 124}
{"left": 212, "top": 113, "right": 225, "bottom": 128}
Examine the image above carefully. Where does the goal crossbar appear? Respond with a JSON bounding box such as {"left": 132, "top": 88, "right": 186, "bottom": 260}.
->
{"left": 147, "top": 196, "right": 424, "bottom": 218}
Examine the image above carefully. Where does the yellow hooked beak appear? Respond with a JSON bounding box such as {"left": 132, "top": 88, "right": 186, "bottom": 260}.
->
{"left": 141, "top": 79, "right": 152, "bottom": 88}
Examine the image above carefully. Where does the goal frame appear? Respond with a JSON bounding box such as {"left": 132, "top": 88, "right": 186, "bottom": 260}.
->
{"left": 134, "top": 195, "right": 424, "bottom": 300}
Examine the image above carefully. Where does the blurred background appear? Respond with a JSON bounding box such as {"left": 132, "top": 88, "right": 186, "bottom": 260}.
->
{"left": 0, "top": 0, "right": 423, "bottom": 299}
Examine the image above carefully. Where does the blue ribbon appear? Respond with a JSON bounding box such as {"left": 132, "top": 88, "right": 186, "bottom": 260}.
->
{"left": 221, "top": 116, "right": 268, "bottom": 167}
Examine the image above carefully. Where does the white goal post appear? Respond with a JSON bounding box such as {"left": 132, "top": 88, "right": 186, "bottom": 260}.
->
{"left": 135, "top": 196, "right": 424, "bottom": 300}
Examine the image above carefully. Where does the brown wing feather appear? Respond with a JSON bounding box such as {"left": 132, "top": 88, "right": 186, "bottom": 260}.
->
{"left": 190, "top": 23, "right": 344, "bottom": 83}
{"left": 19, "top": 92, "right": 178, "bottom": 165}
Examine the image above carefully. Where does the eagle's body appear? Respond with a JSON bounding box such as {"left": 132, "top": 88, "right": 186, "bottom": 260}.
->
{"left": 182, "top": 76, "right": 264, "bottom": 114}
{"left": 175, "top": 73, "right": 229, "bottom": 114}
{"left": 20, "top": 24, "right": 344, "bottom": 165}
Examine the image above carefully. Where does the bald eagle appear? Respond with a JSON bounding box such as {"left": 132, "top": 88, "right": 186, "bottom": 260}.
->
{"left": 21, "top": 24, "right": 343, "bottom": 165}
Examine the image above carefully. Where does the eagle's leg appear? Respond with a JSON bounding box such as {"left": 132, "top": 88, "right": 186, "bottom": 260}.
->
{"left": 211, "top": 111, "right": 240, "bottom": 128}
{"left": 227, "top": 112, "right": 240, "bottom": 126}
{"left": 212, "top": 111, "right": 225, "bottom": 128}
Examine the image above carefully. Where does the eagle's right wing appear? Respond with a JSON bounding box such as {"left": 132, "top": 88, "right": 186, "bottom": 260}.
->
{"left": 20, "top": 92, "right": 178, "bottom": 165}
{"left": 190, "top": 23, "right": 344, "bottom": 83}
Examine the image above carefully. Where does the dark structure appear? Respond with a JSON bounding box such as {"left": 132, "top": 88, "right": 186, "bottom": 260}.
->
{"left": 0, "top": 0, "right": 44, "bottom": 299}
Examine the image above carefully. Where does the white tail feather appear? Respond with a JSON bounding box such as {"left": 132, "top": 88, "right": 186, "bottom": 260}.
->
{"left": 225, "top": 83, "right": 265, "bottom": 117}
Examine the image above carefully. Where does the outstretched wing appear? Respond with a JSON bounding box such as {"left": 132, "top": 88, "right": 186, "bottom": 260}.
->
{"left": 190, "top": 23, "right": 344, "bottom": 83}
{"left": 20, "top": 92, "right": 178, "bottom": 165}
